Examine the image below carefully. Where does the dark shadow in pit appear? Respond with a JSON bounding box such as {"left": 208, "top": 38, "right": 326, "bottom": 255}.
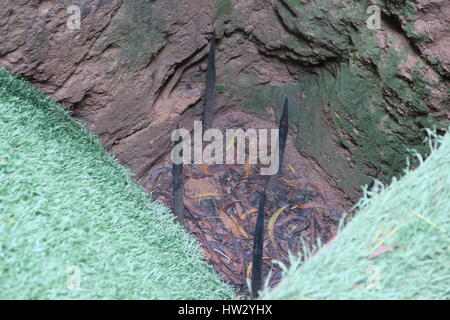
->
{"left": 143, "top": 111, "right": 352, "bottom": 296}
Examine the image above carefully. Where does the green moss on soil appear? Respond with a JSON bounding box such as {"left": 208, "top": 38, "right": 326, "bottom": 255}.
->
{"left": 213, "top": 0, "right": 449, "bottom": 197}
{"left": 92, "top": 0, "right": 168, "bottom": 72}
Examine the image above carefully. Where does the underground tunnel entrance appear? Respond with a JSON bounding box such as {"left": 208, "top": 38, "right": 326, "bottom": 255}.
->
{"left": 141, "top": 110, "right": 353, "bottom": 296}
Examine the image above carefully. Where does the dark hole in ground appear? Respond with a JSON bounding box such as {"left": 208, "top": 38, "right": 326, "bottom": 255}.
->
{"left": 142, "top": 111, "right": 352, "bottom": 296}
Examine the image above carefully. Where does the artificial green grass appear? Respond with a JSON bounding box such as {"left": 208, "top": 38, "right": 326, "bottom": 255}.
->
{"left": 0, "top": 68, "right": 235, "bottom": 299}
{"left": 262, "top": 129, "right": 450, "bottom": 299}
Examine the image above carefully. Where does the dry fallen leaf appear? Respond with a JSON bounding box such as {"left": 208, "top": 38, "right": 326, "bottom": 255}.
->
{"left": 183, "top": 199, "right": 206, "bottom": 217}
{"left": 217, "top": 207, "right": 249, "bottom": 239}
{"left": 410, "top": 210, "right": 447, "bottom": 233}
{"left": 229, "top": 214, "right": 250, "bottom": 238}
{"left": 284, "top": 224, "right": 298, "bottom": 238}
{"left": 279, "top": 177, "right": 298, "bottom": 187}
{"left": 213, "top": 248, "right": 231, "bottom": 264}
{"left": 193, "top": 192, "right": 223, "bottom": 199}
{"left": 199, "top": 163, "right": 210, "bottom": 175}
{"left": 268, "top": 206, "right": 288, "bottom": 248}
{"left": 309, "top": 183, "right": 325, "bottom": 198}
{"left": 368, "top": 244, "right": 398, "bottom": 259}
{"left": 287, "top": 164, "right": 297, "bottom": 174}
{"left": 246, "top": 262, "right": 252, "bottom": 279}
{"left": 292, "top": 202, "right": 328, "bottom": 210}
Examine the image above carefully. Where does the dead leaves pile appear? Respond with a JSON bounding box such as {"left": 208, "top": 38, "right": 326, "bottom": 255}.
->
{"left": 147, "top": 161, "right": 344, "bottom": 295}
